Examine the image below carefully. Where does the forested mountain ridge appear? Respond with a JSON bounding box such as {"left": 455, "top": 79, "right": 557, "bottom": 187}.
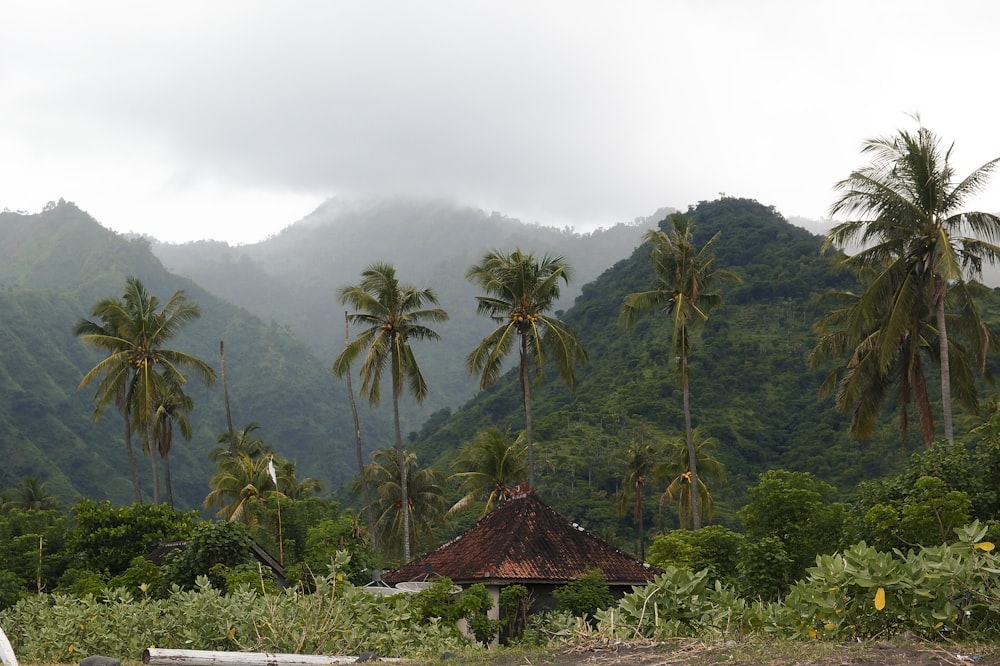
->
{"left": 4, "top": 196, "right": 993, "bottom": 536}
{"left": 150, "top": 197, "right": 668, "bottom": 422}
{"left": 0, "top": 201, "right": 371, "bottom": 509}
{"left": 409, "top": 198, "right": 990, "bottom": 539}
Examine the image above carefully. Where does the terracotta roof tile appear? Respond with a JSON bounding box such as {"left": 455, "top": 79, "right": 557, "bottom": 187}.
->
{"left": 384, "top": 493, "right": 658, "bottom": 585}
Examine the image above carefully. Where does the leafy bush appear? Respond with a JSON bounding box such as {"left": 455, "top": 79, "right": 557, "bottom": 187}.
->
{"left": 737, "top": 536, "right": 793, "bottom": 602}
{"left": 593, "top": 565, "right": 748, "bottom": 639}
{"left": 647, "top": 525, "right": 743, "bottom": 587}
{"left": 552, "top": 569, "right": 613, "bottom": 621}
{"left": 161, "top": 520, "right": 254, "bottom": 590}
{"left": 498, "top": 584, "right": 531, "bottom": 643}
{"left": 780, "top": 521, "right": 1000, "bottom": 640}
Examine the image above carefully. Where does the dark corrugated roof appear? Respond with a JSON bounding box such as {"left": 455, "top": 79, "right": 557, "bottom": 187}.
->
{"left": 383, "top": 493, "right": 658, "bottom": 585}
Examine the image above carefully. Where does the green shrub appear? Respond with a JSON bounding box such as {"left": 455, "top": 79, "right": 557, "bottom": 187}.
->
{"left": 647, "top": 525, "right": 743, "bottom": 587}
{"left": 553, "top": 569, "right": 613, "bottom": 621}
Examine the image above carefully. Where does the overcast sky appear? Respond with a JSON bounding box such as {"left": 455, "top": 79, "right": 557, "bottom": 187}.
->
{"left": 3, "top": 1, "right": 1000, "bottom": 244}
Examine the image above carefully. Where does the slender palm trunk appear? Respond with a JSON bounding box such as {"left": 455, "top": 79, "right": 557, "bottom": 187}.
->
{"left": 147, "top": 417, "right": 161, "bottom": 504}
{"left": 682, "top": 355, "right": 700, "bottom": 530}
{"left": 936, "top": 279, "right": 954, "bottom": 445}
{"left": 163, "top": 447, "right": 174, "bottom": 508}
{"left": 393, "top": 387, "right": 411, "bottom": 562}
{"left": 346, "top": 313, "right": 378, "bottom": 549}
{"left": 635, "top": 479, "right": 645, "bottom": 561}
{"left": 520, "top": 335, "right": 535, "bottom": 489}
{"left": 122, "top": 405, "right": 142, "bottom": 503}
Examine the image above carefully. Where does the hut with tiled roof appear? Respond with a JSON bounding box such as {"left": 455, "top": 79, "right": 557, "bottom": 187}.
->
{"left": 382, "top": 492, "right": 658, "bottom": 615}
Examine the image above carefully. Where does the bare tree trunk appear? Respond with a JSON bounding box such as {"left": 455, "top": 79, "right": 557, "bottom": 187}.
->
{"left": 936, "top": 280, "right": 954, "bottom": 445}
{"left": 148, "top": 417, "right": 160, "bottom": 504}
{"left": 122, "top": 404, "right": 143, "bottom": 503}
{"left": 393, "top": 387, "right": 410, "bottom": 563}
{"left": 520, "top": 336, "right": 535, "bottom": 490}
{"left": 682, "top": 356, "right": 700, "bottom": 530}
{"left": 345, "top": 312, "right": 378, "bottom": 550}
{"left": 220, "top": 341, "right": 237, "bottom": 453}
{"left": 636, "top": 479, "right": 645, "bottom": 561}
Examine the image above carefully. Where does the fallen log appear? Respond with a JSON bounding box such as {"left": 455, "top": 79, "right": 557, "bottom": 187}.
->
{"left": 143, "top": 648, "right": 397, "bottom": 666}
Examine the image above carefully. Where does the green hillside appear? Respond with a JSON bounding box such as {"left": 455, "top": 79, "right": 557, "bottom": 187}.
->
{"left": 409, "top": 198, "right": 978, "bottom": 540}
{"left": 151, "top": 197, "right": 667, "bottom": 429}
{"left": 0, "top": 201, "right": 375, "bottom": 509}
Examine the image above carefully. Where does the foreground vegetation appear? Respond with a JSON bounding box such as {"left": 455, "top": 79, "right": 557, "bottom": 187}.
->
{"left": 2, "top": 519, "right": 998, "bottom": 663}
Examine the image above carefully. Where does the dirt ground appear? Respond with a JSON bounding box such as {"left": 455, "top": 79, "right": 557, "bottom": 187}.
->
{"left": 458, "top": 638, "right": 1000, "bottom": 666}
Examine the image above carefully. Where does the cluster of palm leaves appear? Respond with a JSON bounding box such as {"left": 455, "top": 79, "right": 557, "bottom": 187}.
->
{"left": 202, "top": 422, "right": 320, "bottom": 526}
{"left": 75, "top": 277, "right": 215, "bottom": 506}
{"left": 811, "top": 120, "right": 1000, "bottom": 448}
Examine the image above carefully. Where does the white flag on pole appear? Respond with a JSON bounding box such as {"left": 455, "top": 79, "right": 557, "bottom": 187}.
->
{"left": 267, "top": 458, "right": 278, "bottom": 487}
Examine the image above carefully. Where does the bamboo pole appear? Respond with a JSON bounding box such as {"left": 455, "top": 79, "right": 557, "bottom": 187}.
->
{"left": 142, "top": 648, "right": 398, "bottom": 666}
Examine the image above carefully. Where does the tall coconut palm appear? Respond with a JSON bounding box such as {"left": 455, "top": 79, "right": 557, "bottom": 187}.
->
{"left": 621, "top": 214, "right": 740, "bottom": 530}
{"left": 357, "top": 449, "right": 448, "bottom": 562}
{"left": 466, "top": 249, "right": 588, "bottom": 489}
{"left": 332, "top": 262, "right": 448, "bottom": 563}
{"left": 615, "top": 435, "right": 659, "bottom": 561}
{"left": 655, "top": 428, "right": 726, "bottom": 530}
{"left": 73, "top": 296, "right": 143, "bottom": 502}
{"left": 448, "top": 426, "right": 528, "bottom": 518}
{"left": 825, "top": 121, "right": 1000, "bottom": 444}
{"left": 76, "top": 277, "right": 215, "bottom": 504}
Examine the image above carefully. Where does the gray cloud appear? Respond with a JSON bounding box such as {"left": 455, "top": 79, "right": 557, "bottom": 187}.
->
{"left": 4, "top": 1, "right": 1000, "bottom": 243}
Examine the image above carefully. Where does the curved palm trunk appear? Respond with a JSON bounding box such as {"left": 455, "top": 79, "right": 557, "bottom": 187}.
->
{"left": 519, "top": 335, "right": 535, "bottom": 489}
{"left": 345, "top": 313, "right": 378, "bottom": 550}
{"left": 682, "top": 355, "right": 701, "bottom": 530}
{"left": 935, "top": 279, "right": 954, "bottom": 445}
{"left": 393, "top": 387, "right": 411, "bottom": 562}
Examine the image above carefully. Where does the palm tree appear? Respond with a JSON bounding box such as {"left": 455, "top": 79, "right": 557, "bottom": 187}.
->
{"left": 825, "top": 121, "right": 1000, "bottom": 444}
{"left": 448, "top": 426, "right": 528, "bottom": 518}
{"left": 466, "top": 249, "right": 588, "bottom": 489}
{"left": 2, "top": 478, "right": 62, "bottom": 512}
{"left": 203, "top": 451, "right": 276, "bottom": 525}
{"left": 621, "top": 214, "right": 740, "bottom": 530}
{"left": 76, "top": 277, "right": 215, "bottom": 503}
{"left": 357, "top": 449, "right": 448, "bottom": 562}
{"left": 655, "top": 428, "right": 726, "bottom": 530}
{"left": 152, "top": 375, "right": 193, "bottom": 508}
{"left": 73, "top": 295, "right": 143, "bottom": 502}
{"left": 343, "top": 310, "right": 378, "bottom": 550}
{"left": 209, "top": 422, "right": 270, "bottom": 462}
{"left": 615, "top": 434, "right": 659, "bottom": 561}
{"left": 332, "top": 262, "right": 448, "bottom": 563}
